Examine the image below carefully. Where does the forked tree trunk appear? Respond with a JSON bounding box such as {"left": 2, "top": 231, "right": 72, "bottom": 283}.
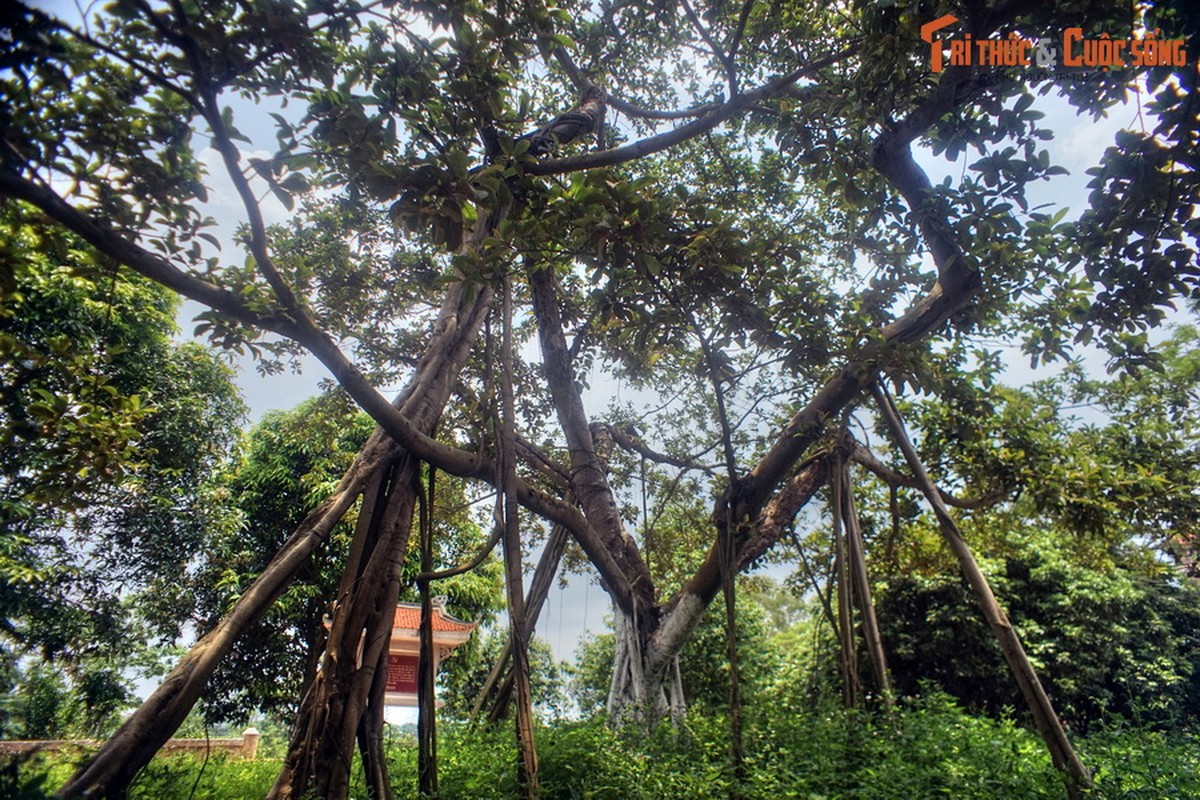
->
{"left": 55, "top": 267, "right": 495, "bottom": 800}
{"left": 270, "top": 456, "right": 419, "bottom": 800}
{"left": 604, "top": 611, "right": 694, "bottom": 727}
{"left": 269, "top": 276, "right": 497, "bottom": 799}
{"left": 477, "top": 524, "right": 569, "bottom": 722}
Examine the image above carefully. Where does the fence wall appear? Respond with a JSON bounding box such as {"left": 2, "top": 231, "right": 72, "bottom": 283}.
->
{"left": 0, "top": 728, "right": 260, "bottom": 760}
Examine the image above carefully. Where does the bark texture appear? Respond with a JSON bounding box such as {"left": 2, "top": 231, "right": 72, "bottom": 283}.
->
{"left": 840, "top": 466, "right": 891, "bottom": 707}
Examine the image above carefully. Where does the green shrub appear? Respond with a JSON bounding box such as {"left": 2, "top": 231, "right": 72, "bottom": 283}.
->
{"left": 127, "top": 754, "right": 280, "bottom": 800}
{"left": 1082, "top": 727, "right": 1200, "bottom": 799}
{"left": 8, "top": 704, "right": 1198, "bottom": 799}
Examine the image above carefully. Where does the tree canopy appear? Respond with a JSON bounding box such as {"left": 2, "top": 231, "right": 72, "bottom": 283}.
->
{"left": 1, "top": 0, "right": 1198, "bottom": 797}
{"left": 0, "top": 210, "right": 244, "bottom": 738}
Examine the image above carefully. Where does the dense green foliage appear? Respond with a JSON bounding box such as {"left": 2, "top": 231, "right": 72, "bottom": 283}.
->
{"left": 877, "top": 545, "right": 1200, "bottom": 732}
{"left": 2, "top": 0, "right": 1199, "bottom": 796}
{"left": 851, "top": 326, "right": 1200, "bottom": 732}
{"left": 0, "top": 216, "right": 244, "bottom": 738}
{"left": 8, "top": 699, "right": 1199, "bottom": 798}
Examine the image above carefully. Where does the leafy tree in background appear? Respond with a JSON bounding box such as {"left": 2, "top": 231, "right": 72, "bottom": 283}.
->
{"left": 877, "top": 534, "right": 1200, "bottom": 732}
{"left": 0, "top": 212, "right": 244, "bottom": 737}
{"left": 1, "top": 0, "right": 1199, "bottom": 797}
{"left": 194, "top": 394, "right": 374, "bottom": 724}
{"left": 861, "top": 326, "right": 1200, "bottom": 731}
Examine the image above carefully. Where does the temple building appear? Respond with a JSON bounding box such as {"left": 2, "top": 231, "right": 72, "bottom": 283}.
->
{"left": 385, "top": 598, "right": 477, "bottom": 707}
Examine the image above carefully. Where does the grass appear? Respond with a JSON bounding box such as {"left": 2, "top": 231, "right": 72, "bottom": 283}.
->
{"left": 5, "top": 698, "right": 1197, "bottom": 799}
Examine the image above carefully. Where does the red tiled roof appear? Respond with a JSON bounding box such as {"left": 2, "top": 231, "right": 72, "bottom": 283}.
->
{"left": 393, "top": 601, "right": 476, "bottom": 632}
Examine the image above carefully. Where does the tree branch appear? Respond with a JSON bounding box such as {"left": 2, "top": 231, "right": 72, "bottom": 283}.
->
{"left": 539, "top": 34, "right": 719, "bottom": 121}
{"left": 528, "top": 44, "right": 858, "bottom": 176}
{"left": 850, "top": 441, "right": 1008, "bottom": 510}
{"left": 197, "top": 86, "right": 303, "bottom": 312}
{"left": 527, "top": 264, "right": 655, "bottom": 615}
{"left": 680, "top": 0, "right": 738, "bottom": 96}
{"left": 732, "top": 79, "right": 985, "bottom": 518}
{"left": 870, "top": 380, "right": 1091, "bottom": 794}
{"left": 604, "top": 423, "right": 719, "bottom": 475}
{"left": 0, "top": 171, "right": 289, "bottom": 335}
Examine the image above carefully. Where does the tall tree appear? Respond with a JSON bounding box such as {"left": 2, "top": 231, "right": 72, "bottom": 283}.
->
{"left": 1, "top": 1, "right": 1197, "bottom": 798}
{"left": 0, "top": 210, "right": 244, "bottom": 735}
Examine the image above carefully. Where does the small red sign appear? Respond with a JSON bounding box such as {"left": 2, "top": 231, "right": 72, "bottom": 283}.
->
{"left": 385, "top": 653, "right": 419, "bottom": 694}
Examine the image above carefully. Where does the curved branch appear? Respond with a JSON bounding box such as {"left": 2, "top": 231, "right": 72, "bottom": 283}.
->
{"left": 733, "top": 71, "right": 985, "bottom": 516}
{"left": 604, "top": 423, "right": 719, "bottom": 475}
{"left": 198, "top": 85, "right": 302, "bottom": 311}
{"left": 540, "top": 36, "right": 719, "bottom": 121}
{"left": 850, "top": 441, "right": 1008, "bottom": 510}
{"left": 0, "top": 170, "right": 289, "bottom": 334}
{"left": 528, "top": 44, "right": 858, "bottom": 176}
{"left": 416, "top": 520, "right": 503, "bottom": 582}
{"left": 680, "top": 0, "right": 737, "bottom": 96}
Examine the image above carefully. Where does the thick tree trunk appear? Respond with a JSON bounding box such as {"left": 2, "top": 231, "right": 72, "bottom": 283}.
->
{"left": 528, "top": 266, "right": 656, "bottom": 617}
{"left": 269, "top": 275, "right": 495, "bottom": 800}
{"left": 600, "top": 459, "right": 830, "bottom": 722}
{"left": 359, "top": 625, "right": 395, "bottom": 800}
{"left": 605, "top": 611, "right": 689, "bottom": 725}
{"left": 270, "top": 457, "right": 419, "bottom": 800}
{"left": 55, "top": 442, "right": 391, "bottom": 799}
{"left": 872, "top": 383, "right": 1091, "bottom": 799}
{"left": 606, "top": 606, "right": 673, "bottom": 723}
{"left": 55, "top": 255, "right": 494, "bottom": 799}
{"left": 527, "top": 263, "right": 680, "bottom": 723}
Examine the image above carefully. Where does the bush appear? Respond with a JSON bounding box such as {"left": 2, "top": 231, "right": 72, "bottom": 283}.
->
{"left": 1082, "top": 726, "right": 1200, "bottom": 799}
{"left": 876, "top": 546, "right": 1200, "bottom": 733}
{"left": 9, "top": 704, "right": 1198, "bottom": 799}
{"left": 127, "top": 754, "right": 281, "bottom": 800}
